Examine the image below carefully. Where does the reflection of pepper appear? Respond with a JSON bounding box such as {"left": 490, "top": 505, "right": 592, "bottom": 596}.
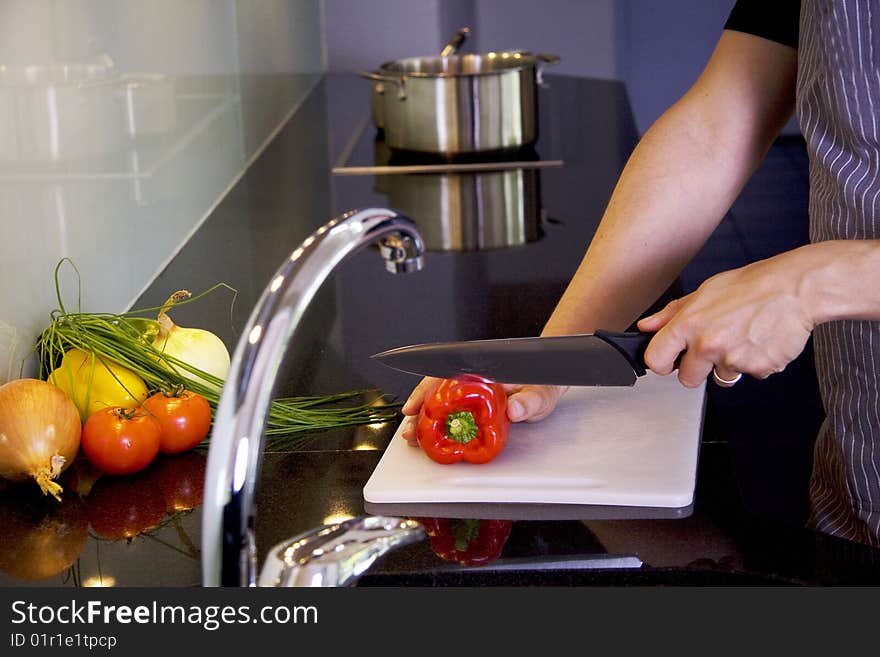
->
{"left": 417, "top": 378, "right": 509, "bottom": 464}
{"left": 419, "top": 517, "right": 513, "bottom": 567}
{"left": 49, "top": 349, "right": 148, "bottom": 421}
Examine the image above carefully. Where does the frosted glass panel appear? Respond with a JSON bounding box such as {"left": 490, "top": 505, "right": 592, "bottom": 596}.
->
{"left": 0, "top": 0, "right": 324, "bottom": 381}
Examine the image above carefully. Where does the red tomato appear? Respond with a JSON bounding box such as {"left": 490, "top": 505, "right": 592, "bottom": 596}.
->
{"left": 142, "top": 389, "right": 212, "bottom": 455}
{"left": 81, "top": 407, "right": 161, "bottom": 476}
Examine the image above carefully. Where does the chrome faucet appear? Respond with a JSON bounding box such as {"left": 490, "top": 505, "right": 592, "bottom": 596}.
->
{"left": 201, "top": 208, "right": 426, "bottom": 587}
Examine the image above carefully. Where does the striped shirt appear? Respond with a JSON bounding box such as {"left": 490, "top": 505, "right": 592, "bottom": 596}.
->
{"left": 797, "top": 0, "right": 880, "bottom": 546}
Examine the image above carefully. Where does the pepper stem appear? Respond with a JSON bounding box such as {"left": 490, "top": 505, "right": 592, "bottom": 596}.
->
{"left": 445, "top": 411, "right": 478, "bottom": 444}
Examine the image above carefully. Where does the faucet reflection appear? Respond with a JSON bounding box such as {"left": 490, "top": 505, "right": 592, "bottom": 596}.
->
{"left": 201, "top": 208, "right": 426, "bottom": 587}
{"left": 258, "top": 516, "right": 425, "bottom": 587}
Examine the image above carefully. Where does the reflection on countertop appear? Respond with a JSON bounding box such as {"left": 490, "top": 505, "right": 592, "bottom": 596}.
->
{"left": 6, "top": 440, "right": 876, "bottom": 588}
{"left": 0, "top": 452, "right": 205, "bottom": 588}
{"left": 1, "top": 73, "right": 878, "bottom": 587}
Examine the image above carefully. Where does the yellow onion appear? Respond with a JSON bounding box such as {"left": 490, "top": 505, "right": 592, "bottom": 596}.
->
{"left": 0, "top": 378, "right": 82, "bottom": 500}
{"left": 153, "top": 290, "right": 230, "bottom": 392}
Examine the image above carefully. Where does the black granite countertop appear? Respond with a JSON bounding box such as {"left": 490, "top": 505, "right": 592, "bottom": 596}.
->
{"left": 3, "top": 73, "right": 880, "bottom": 588}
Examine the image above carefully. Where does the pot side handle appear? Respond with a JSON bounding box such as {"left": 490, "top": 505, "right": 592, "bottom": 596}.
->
{"left": 358, "top": 71, "right": 407, "bottom": 100}
{"left": 534, "top": 53, "right": 561, "bottom": 86}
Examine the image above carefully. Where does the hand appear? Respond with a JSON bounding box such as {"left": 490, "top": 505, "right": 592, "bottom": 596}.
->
{"left": 637, "top": 251, "right": 815, "bottom": 387}
{"left": 400, "top": 377, "right": 568, "bottom": 445}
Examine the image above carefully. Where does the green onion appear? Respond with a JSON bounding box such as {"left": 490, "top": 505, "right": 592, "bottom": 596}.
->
{"left": 34, "top": 259, "right": 401, "bottom": 450}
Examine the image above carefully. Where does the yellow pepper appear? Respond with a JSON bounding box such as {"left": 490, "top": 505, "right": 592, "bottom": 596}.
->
{"left": 48, "top": 348, "right": 148, "bottom": 421}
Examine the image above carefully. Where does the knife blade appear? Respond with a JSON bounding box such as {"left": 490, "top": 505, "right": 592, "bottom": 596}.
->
{"left": 370, "top": 330, "right": 653, "bottom": 386}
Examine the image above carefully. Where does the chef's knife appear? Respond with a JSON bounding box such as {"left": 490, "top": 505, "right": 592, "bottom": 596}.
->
{"left": 370, "top": 330, "right": 654, "bottom": 386}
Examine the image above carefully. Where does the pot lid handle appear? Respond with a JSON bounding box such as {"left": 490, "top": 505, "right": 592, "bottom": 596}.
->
{"left": 440, "top": 26, "right": 471, "bottom": 57}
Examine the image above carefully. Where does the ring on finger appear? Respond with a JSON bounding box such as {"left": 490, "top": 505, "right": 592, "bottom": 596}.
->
{"left": 712, "top": 367, "right": 742, "bottom": 386}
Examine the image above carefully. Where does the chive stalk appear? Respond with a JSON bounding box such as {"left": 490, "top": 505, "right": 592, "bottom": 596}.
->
{"left": 34, "top": 260, "right": 401, "bottom": 450}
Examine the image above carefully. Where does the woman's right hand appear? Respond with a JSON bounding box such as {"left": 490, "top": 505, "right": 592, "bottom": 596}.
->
{"left": 399, "top": 377, "right": 568, "bottom": 446}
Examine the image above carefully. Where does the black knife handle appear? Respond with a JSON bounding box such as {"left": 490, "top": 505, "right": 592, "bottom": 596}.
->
{"left": 593, "top": 330, "right": 652, "bottom": 377}
{"left": 594, "top": 330, "right": 686, "bottom": 377}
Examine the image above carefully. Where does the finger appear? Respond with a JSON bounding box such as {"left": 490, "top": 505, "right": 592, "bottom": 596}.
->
{"left": 637, "top": 297, "right": 689, "bottom": 332}
{"left": 400, "top": 415, "right": 420, "bottom": 445}
{"left": 675, "top": 350, "right": 714, "bottom": 388}
{"left": 401, "top": 377, "right": 442, "bottom": 416}
{"left": 507, "top": 385, "right": 567, "bottom": 423}
{"left": 643, "top": 326, "right": 688, "bottom": 376}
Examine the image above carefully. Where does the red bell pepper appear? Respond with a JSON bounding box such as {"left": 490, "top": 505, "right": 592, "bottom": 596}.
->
{"left": 418, "top": 517, "right": 513, "bottom": 567}
{"left": 416, "top": 378, "right": 510, "bottom": 464}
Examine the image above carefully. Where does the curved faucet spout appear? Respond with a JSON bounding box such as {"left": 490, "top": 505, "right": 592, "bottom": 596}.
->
{"left": 202, "top": 208, "right": 425, "bottom": 587}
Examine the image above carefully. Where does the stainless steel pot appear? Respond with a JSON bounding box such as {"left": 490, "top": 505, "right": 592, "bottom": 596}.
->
{"left": 376, "top": 168, "right": 544, "bottom": 251}
{"left": 371, "top": 27, "right": 471, "bottom": 133}
{"left": 361, "top": 51, "right": 560, "bottom": 156}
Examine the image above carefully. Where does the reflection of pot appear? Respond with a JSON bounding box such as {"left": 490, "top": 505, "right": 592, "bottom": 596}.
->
{"left": 0, "top": 58, "right": 123, "bottom": 162}
{"left": 361, "top": 51, "right": 559, "bottom": 156}
{"left": 377, "top": 167, "right": 544, "bottom": 251}
{"left": 370, "top": 78, "right": 385, "bottom": 133}
{"left": 119, "top": 73, "right": 177, "bottom": 138}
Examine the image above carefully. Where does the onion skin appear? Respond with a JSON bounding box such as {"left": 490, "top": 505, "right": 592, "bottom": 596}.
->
{"left": 153, "top": 325, "right": 230, "bottom": 388}
{"left": 153, "top": 290, "right": 231, "bottom": 392}
{"left": 0, "top": 379, "right": 82, "bottom": 500}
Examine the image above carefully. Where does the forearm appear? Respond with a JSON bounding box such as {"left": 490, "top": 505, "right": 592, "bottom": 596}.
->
{"left": 544, "top": 101, "right": 761, "bottom": 335}
{"left": 802, "top": 240, "right": 880, "bottom": 324}
{"left": 542, "top": 30, "right": 797, "bottom": 337}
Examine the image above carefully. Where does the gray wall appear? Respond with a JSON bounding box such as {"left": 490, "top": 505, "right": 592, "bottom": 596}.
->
{"left": 324, "top": 0, "right": 621, "bottom": 76}
{"left": 325, "top": 0, "right": 455, "bottom": 68}
{"left": 619, "top": 0, "right": 736, "bottom": 134}
{"left": 474, "top": 0, "right": 619, "bottom": 79}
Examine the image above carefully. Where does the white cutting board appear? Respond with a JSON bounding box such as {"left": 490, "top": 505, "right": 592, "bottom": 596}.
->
{"left": 363, "top": 372, "right": 705, "bottom": 509}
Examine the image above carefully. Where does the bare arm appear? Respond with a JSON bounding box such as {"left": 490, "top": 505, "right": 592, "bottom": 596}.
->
{"left": 543, "top": 30, "right": 798, "bottom": 337}
{"left": 401, "top": 30, "right": 800, "bottom": 433}
{"left": 490, "top": 30, "right": 799, "bottom": 417}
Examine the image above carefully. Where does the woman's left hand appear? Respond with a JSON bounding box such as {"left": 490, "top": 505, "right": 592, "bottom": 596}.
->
{"left": 400, "top": 377, "right": 567, "bottom": 445}
{"left": 637, "top": 249, "right": 817, "bottom": 387}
